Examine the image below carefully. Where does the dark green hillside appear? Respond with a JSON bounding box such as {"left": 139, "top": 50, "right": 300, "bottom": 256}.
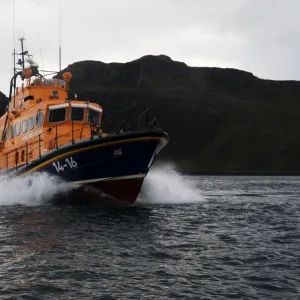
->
{"left": 56, "top": 55, "right": 300, "bottom": 173}
{"left": 3, "top": 55, "right": 300, "bottom": 173}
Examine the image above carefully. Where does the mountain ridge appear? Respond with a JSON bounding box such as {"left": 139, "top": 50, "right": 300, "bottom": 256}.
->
{"left": 2, "top": 55, "right": 300, "bottom": 173}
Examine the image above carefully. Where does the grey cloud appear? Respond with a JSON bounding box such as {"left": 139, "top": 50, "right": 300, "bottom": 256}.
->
{"left": 1, "top": 0, "right": 300, "bottom": 94}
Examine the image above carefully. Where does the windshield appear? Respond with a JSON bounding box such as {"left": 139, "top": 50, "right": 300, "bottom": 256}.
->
{"left": 88, "top": 109, "right": 100, "bottom": 124}
{"left": 49, "top": 108, "right": 66, "bottom": 123}
{"left": 32, "top": 78, "right": 66, "bottom": 87}
{"left": 71, "top": 107, "right": 85, "bottom": 122}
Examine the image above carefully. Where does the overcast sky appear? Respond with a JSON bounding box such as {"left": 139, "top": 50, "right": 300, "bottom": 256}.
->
{"left": 0, "top": 0, "right": 299, "bottom": 95}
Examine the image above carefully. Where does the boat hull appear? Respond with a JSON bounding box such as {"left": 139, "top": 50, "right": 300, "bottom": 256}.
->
{"left": 13, "top": 130, "right": 168, "bottom": 205}
{"left": 53, "top": 176, "right": 146, "bottom": 206}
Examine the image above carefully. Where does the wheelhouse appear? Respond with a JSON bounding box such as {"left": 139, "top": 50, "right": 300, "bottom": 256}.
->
{"left": 47, "top": 103, "right": 102, "bottom": 125}
{"left": 0, "top": 37, "right": 105, "bottom": 171}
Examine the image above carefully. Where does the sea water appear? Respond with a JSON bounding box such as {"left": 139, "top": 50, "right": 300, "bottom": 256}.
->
{"left": 0, "top": 167, "right": 299, "bottom": 299}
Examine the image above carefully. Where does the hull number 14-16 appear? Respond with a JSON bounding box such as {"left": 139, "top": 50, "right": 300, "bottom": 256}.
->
{"left": 52, "top": 157, "right": 78, "bottom": 173}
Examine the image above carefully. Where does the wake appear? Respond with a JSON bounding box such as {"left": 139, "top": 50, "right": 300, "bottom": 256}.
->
{"left": 0, "top": 173, "right": 71, "bottom": 206}
{"left": 138, "top": 164, "right": 204, "bottom": 205}
{"left": 0, "top": 164, "right": 204, "bottom": 206}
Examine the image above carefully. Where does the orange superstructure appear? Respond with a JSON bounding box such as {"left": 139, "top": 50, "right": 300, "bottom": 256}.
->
{"left": 0, "top": 46, "right": 103, "bottom": 172}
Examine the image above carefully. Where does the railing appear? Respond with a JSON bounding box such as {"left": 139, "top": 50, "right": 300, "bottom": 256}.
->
{"left": 0, "top": 107, "right": 158, "bottom": 172}
{"left": 0, "top": 123, "right": 89, "bottom": 172}
{"left": 101, "top": 107, "right": 150, "bottom": 134}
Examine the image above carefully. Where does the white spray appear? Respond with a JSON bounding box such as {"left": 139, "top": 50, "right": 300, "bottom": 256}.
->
{"left": 0, "top": 164, "right": 204, "bottom": 206}
{"left": 0, "top": 172, "right": 72, "bottom": 206}
{"left": 138, "top": 164, "right": 204, "bottom": 205}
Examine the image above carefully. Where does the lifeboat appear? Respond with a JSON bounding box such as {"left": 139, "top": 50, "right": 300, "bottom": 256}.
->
{"left": 0, "top": 39, "right": 169, "bottom": 205}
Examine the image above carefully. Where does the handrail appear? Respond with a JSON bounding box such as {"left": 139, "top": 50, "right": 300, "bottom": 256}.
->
{"left": 137, "top": 108, "right": 149, "bottom": 125}
{"left": 0, "top": 106, "right": 154, "bottom": 172}
{"left": 1, "top": 124, "right": 79, "bottom": 159}
{"left": 27, "top": 128, "right": 82, "bottom": 158}
{"left": 101, "top": 107, "right": 150, "bottom": 133}
{"left": 79, "top": 123, "right": 92, "bottom": 140}
{"left": 0, "top": 124, "right": 85, "bottom": 171}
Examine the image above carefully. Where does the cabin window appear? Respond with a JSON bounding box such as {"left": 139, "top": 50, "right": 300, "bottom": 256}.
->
{"left": 24, "top": 95, "right": 34, "bottom": 102}
{"left": 88, "top": 109, "right": 100, "bottom": 124}
{"left": 21, "top": 150, "right": 25, "bottom": 162}
{"left": 4, "top": 126, "right": 13, "bottom": 139}
{"left": 29, "top": 116, "right": 34, "bottom": 131}
{"left": 49, "top": 108, "right": 66, "bottom": 123}
{"left": 14, "top": 122, "right": 21, "bottom": 137}
{"left": 52, "top": 90, "right": 59, "bottom": 99}
{"left": 36, "top": 111, "right": 44, "bottom": 127}
{"left": 22, "top": 119, "right": 28, "bottom": 133}
{"left": 71, "top": 108, "right": 84, "bottom": 122}
{"left": 15, "top": 151, "right": 19, "bottom": 165}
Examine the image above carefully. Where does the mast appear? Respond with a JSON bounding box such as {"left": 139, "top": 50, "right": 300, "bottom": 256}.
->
{"left": 19, "top": 37, "right": 26, "bottom": 70}
{"left": 12, "top": 0, "right": 16, "bottom": 108}
{"left": 58, "top": 0, "right": 61, "bottom": 71}
{"left": 13, "top": 48, "right": 16, "bottom": 108}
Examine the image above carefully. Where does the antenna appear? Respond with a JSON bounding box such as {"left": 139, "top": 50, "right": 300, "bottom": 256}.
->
{"left": 58, "top": 0, "right": 61, "bottom": 72}
{"left": 12, "top": 0, "right": 16, "bottom": 108}
{"left": 19, "top": 37, "right": 26, "bottom": 70}
{"left": 13, "top": 0, "right": 16, "bottom": 54}
{"left": 37, "top": 32, "right": 45, "bottom": 76}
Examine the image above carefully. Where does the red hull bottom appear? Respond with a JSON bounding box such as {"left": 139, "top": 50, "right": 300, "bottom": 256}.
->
{"left": 53, "top": 176, "right": 145, "bottom": 206}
